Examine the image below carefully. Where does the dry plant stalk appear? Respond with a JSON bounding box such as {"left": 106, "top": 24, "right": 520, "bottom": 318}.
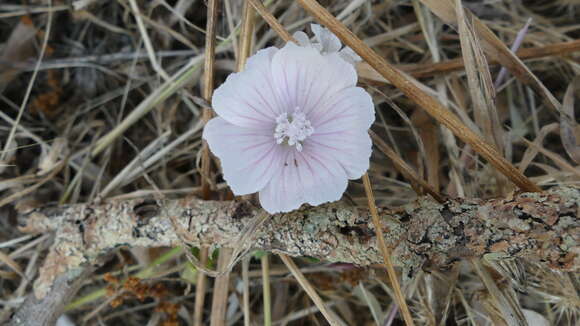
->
{"left": 248, "top": 0, "right": 296, "bottom": 44}
{"left": 358, "top": 39, "right": 580, "bottom": 82}
{"left": 200, "top": 0, "right": 219, "bottom": 198}
{"left": 196, "top": 0, "right": 220, "bottom": 323}
{"left": 279, "top": 254, "right": 342, "bottom": 326}
{"left": 210, "top": 247, "right": 234, "bottom": 326}
{"left": 361, "top": 173, "right": 416, "bottom": 326}
{"left": 18, "top": 186, "right": 579, "bottom": 300}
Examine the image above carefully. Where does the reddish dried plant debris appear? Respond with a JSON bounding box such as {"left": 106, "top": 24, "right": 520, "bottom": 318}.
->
{"left": 103, "top": 273, "right": 178, "bottom": 323}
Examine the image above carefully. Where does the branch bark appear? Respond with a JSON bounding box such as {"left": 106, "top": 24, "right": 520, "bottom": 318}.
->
{"left": 18, "top": 187, "right": 580, "bottom": 300}
{"left": 7, "top": 266, "right": 95, "bottom": 326}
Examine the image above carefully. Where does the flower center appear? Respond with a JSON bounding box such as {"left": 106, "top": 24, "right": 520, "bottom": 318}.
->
{"left": 274, "top": 107, "right": 314, "bottom": 152}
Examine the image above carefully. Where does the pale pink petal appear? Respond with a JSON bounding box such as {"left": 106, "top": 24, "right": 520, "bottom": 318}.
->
{"left": 270, "top": 43, "right": 357, "bottom": 116}
{"left": 259, "top": 148, "right": 348, "bottom": 213}
{"left": 292, "top": 31, "right": 311, "bottom": 47}
{"left": 306, "top": 87, "right": 375, "bottom": 179}
{"left": 212, "top": 47, "right": 283, "bottom": 128}
{"left": 295, "top": 25, "right": 358, "bottom": 66}
{"left": 311, "top": 24, "right": 341, "bottom": 54}
{"left": 203, "top": 117, "right": 283, "bottom": 195}
{"left": 307, "top": 129, "right": 372, "bottom": 180}
{"left": 310, "top": 86, "right": 374, "bottom": 130}
{"left": 338, "top": 47, "right": 362, "bottom": 65}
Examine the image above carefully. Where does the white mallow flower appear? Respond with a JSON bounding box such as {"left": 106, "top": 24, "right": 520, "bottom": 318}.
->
{"left": 203, "top": 27, "right": 374, "bottom": 214}
{"left": 293, "top": 24, "right": 362, "bottom": 66}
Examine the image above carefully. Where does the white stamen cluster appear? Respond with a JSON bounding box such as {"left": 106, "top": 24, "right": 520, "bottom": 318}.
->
{"left": 274, "top": 107, "right": 314, "bottom": 152}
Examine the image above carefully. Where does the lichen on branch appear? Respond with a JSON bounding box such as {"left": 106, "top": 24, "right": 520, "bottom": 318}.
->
{"left": 18, "top": 186, "right": 579, "bottom": 299}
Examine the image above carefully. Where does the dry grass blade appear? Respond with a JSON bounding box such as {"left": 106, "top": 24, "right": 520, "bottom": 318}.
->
{"left": 521, "top": 137, "right": 580, "bottom": 178}
{"left": 453, "top": 0, "right": 508, "bottom": 195}
{"left": 237, "top": 1, "right": 257, "bottom": 71}
{"left": 370, "top": 131, "right": 444, "bottom": 202}
{"left": 210, "top": 248, "right": 234, "bottom": 326}
{"left": 561, "top": 76, "right": 580, "bottom": 164}
{"left": 410, "top": 2, "right": 445, "bottom": 192}
{"left": 194, "top": 247, "right": 210, "bottom": 326}
{"left": 242, "top": 258, "right": 251, "bottom": 326}
{"left": 295, "top": 0, "right": 540, "bottom": 194}
{"left": 0, "top": 3, "right": 52, "bottom": 163}
{"left": 201, "top": 0, "right": 219, "bottom": 199}
{"left": 247, "top": 0, "right": 296, "bottom": 43}
{"left": 454, "top": 0, "right": 503, "bottom": 153}
{"left": 261, "top": 255, "right": 272, "bottom": 326}
{"left": 127, "top": 0, "right": 170, "bottom": 80}
{"left": 279, "top": 254, "right": 342, "bottom": 326}
{"left": 472, "top": 260, "right": 527, "bottom": 326}
{"left": 90, "top": 56, "right": 203, "bottom": 156}
{"left": 412, "top": 110, "right": 441, "bottom": 192}
{"left": 421, "top": 39, "right": 580, "bottom": 79}
{"left": 0, "top": 250, "right": 24, "bottom": 279}
{"left": 361, "top": 173, "right": 416, "bottom": 326}
{"left": 359, "top": 39, "right": 580, "bottom": 82}
{"left": 0, "top": 161, "right": 64, "bottom": 208}
{"left": 198, "top": 1, "right": 221, "bottom": 325}
{"left": 418, "top": 0, "right": 562, "bottom": 114}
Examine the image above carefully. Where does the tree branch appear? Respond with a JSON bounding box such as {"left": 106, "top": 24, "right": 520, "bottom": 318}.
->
{"left": 18, "top": 187, "right": 579, "bottom": 300}
{"left": 7, "top": 266, "right": 96, "bottom": 326}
